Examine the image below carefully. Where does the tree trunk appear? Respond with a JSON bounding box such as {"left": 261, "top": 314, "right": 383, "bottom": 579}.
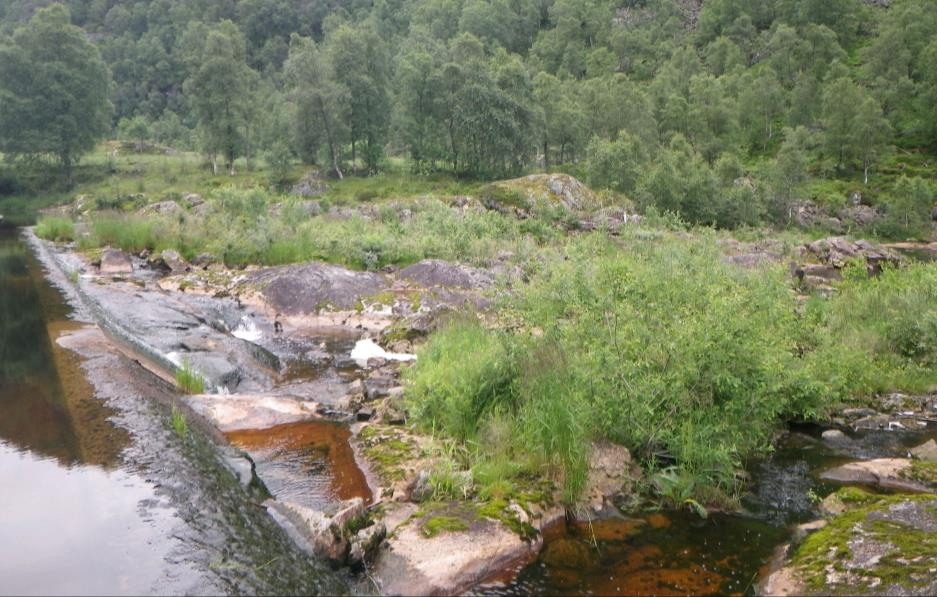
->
{"left": 543, "top": 140, "right": 549, "bottom": 170}
{"left": 351, "top": 139, "right": 356, "bottom": 175}
{"left": 62, "top": 154, "right": 73, "bottom": 190}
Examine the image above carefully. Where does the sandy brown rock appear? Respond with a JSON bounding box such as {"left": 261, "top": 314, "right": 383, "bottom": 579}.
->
{"left": 100, "top": 248, "right": 133, "bottom": 274}
{"left": 181, "top": 393, "right": 320, "bottom": 432}
{"left": 820, "top": 458, "right": 931, "bottom": 493}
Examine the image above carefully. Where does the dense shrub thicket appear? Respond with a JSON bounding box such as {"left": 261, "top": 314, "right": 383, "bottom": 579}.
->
{"left": 405, "top": 234, "right": 937, "bottom": 504}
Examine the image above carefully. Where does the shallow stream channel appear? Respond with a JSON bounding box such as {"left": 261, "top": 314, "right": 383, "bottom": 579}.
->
{"left": 3, "top": 225, "right": 936, "bottom": 596}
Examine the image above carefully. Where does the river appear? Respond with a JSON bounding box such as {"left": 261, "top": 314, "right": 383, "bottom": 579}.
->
{"left": 0, "top": 228, "right": 344, "bottom": 596}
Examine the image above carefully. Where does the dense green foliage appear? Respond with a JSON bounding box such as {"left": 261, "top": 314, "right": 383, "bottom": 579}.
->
{"left": 404, "top": 234, "right": 937, "bottom": 504}
{"left": 0, "top": 4, "right": 112, "bottom": 183}
{"left": 2, "top": 0, "right": 936, "bottom": 236}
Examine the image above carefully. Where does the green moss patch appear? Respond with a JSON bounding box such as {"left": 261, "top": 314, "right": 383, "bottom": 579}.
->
{"left": 901, "top": 461, "right": 937, "bottom": 488}
{"left": 357, "top": 425, "right": 418, "bottom": 482}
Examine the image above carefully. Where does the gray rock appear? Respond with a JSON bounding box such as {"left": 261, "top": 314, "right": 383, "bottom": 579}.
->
{"left": 821, "top": 429, "right": 848, "bottom": 442}
{"left": 298, "top": 200, "right": 322, "bottom": 217}
{"left": 139, "top": 200, "right": 183, "bottom": 216}
{"left": 348, "top": 522, "right": 386, "bottom": 566}
{"left": 291, "top": 171, "right": 329, "bottom": 197}
{"left": 184, "top": 193, "right": 204, "bottom": 207}
{"left": 100, "top": 248, "right": 133, "bottom": 274}
{"left": 820, "top": 458, "right": 931, "bottom": 492}
{"left": 377, "top": 394, "right": 407, "bottom": 425}
{"left": 184, "top": 353, "right": 241, "bottom": 392}
{"left": 910, "top": 439, "right": 937, "bottom": 462}
{"left": 159, "top": 249, "right": 189, "bottom": 274}
{"left": 409, "top": 470, "right": 433, "bottom": 503}
{"left": 242, "top": 262, "right": 389, "bottom": 315}
{"left": 398, "top": 259, "right": 495, "bottom": 289}
{"left": 838, "top": 205, "right": 881, "bottom": 227}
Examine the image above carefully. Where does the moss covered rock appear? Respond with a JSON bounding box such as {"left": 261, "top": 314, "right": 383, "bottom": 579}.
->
{"left": 761, "top": 489, "right": 937, "bottom": 596}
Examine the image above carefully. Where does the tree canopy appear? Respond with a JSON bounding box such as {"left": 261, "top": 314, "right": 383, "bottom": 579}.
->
{"left": 0, "top": 4, "right": 112, "bottom": 183}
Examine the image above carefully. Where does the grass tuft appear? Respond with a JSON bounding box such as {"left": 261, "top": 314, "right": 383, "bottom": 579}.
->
{"left": 175, "top": 359, "right": 205, "bottom": 394}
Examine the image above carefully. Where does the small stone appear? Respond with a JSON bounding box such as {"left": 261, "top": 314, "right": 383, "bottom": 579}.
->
{"left": 821, "top": 429, "right": 848, "bottom": 442}
{"left": 507, "top": 503, "right": 529, "bottom": 526}
{"left": 356, "top": 407, "right": 375, "bottom": 422}
{"left": 910, "top": 439, "right": 937, "bottom": 463}
{"left": 409, "top": 470, "right": 432, "bottom": 503}
{"left": 793, "top": 519, "right": 828, "bottom": 541}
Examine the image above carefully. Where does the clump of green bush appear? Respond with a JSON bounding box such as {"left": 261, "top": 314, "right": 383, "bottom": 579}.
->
{"left": 35, "top": 216, "right": 75, "bottom": 242}
{"left": 404, "top": 234, "right": 937, "bottom": 506}
{"left": 77, "top": 189, "right": 559, "bottom": 271}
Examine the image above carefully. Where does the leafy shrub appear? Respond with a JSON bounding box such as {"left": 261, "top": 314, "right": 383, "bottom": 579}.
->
{"left": 405, "top": 319, "right": 516, "bottom": 442}
{"left": 405, "top": 236, "right": 937, "bottom": 505}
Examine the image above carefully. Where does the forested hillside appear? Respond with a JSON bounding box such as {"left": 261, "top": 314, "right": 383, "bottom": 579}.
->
{"left": 1, "top": 0, "right": 935, "bottom": 236}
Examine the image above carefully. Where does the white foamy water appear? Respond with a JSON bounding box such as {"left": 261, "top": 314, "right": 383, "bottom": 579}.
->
{"left": 350, "top": 338, "right": 416, "bottom": 367}
{"left": 232, "top": 317, "right": 263, "bottom": 342}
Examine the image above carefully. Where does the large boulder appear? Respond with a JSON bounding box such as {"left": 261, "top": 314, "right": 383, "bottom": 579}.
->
{"left": 759, "top": 490, "right": 937, "bottom": 596}
{"left": 911, "top": 439, "right": 937, "bottom": 463}
{"left": 148, "top": 249, "right": 189, "bottom": 275}
{"left": 139, "top": 200, "right": 183, "bottom": 217}
{"left": 242, "top": 262, "right": 389, "bottom": 315}
{"left": 804, "top": 237, "right": 900, "bottom": 269}
{"left": 291, "top": 171, "right": 329, "bottom": 197}
{"left": 581, "top": 441, "right": 639, "bottom": 518}
{"left": 486, "top": 173, "right": 597, "bottom": 212}
{"left": 99, "top": 248, "right": 133, "bottom": 274}
{"left": 820, "top": 458, "right": 932, "bottom": 493}
{"left": 397, "top": 260, "right": 495, "bottom": 290}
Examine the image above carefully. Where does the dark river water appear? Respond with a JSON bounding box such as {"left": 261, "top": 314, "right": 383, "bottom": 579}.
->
{"left": 0, "top": 228, "right": 344, "bottom": 596}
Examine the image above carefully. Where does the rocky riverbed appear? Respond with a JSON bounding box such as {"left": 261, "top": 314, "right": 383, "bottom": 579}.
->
{"left": 28, "top": 226, "right": 937, "bottom": 596}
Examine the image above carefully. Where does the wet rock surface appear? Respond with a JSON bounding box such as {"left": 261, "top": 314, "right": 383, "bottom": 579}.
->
{"left": 54, "top": 325, "right": 347, "bottom": 595}
{"left": 820, "top": 458, "right": 932, "bottom": 493}
{"left": 32, "top": 227, "right": 937, "bottom": 596}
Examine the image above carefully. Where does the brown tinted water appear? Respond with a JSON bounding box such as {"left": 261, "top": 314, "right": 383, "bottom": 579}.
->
{"left": 481, "top": 423, "right": 937, "bottom": 596}
{"left": 227, "top": 420, "right": 373, "bottom": 508}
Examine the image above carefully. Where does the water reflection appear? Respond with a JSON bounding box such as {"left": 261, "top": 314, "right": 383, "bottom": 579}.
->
{"left": 0, "top": 443, "right": 180, "bottom": 596}
{"left": 0, "top": 230, "right": 179, "bottom": 595}
{"left": 0, "top": 230, "right": 128, "bottom": 466}
{"left": 478, "top": 513, "right": 786, "bottom": 596}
